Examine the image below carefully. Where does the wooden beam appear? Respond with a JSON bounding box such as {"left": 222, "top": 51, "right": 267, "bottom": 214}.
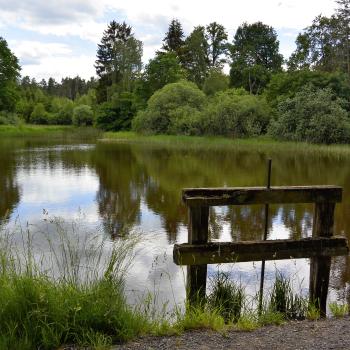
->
{"left": 186, "top": 206, "right": 209, "bottom": 305}
{"left": 173, "top": 236, "right": 348, "bottom": 266}
{"left": 182, "top": 186, "right": 342, "bottom": 207}
{"left": 310, "top": 202, "right": 335, "bottom": 317}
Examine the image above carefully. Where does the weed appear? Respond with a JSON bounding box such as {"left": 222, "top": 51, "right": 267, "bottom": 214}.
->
{"left": 269, "top": 272, "right": 307, "bottom": 320}
{"left": 207, "top": 271, "right": 245, "bottom": 323}
{"left": 329, "top": 302, "right": 349, "bottom": 318}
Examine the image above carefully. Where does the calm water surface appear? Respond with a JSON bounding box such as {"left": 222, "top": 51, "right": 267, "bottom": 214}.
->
{"left": 1, "top": 136, "right": 350, "bottom": 307}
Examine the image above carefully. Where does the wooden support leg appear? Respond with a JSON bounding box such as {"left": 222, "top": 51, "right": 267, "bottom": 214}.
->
{"left": 186, "top": 206, "right": 209, "bottom": 306}
{"left": 309, "top": 202, "right": 335, "bottom": 317}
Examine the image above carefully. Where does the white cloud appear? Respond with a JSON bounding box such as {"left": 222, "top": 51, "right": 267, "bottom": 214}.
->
{"left": 8, "top": 40, "right": 94, "bottom": 80}
{"left": 1, "top": 0, "right": 337, "bottom": 79}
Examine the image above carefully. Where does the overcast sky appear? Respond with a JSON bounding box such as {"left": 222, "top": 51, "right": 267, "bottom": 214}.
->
{"left": 0, "top": 0, "right": 337, "bottom": 81}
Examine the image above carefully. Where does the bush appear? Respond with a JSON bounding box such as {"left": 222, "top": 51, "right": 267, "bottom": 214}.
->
{"left": 264, "top": 70, "right": 350, "bottom": 109}
{"left": 207, "top": 271, "right": 244, "bottom": 323}
{"left": 51, "top": 103, "right": 74, "bottom": 125}
{"left": 132, "top": 80, "right": 206, "bottom": 135}
{"left": 30, "top": 103, "right": 51, "bottom": 124}
{"left": 202, "top": 69, "right": 229, "bottom": 96}
{"left": 269, "top": 85, "right": 350, "bottom": 144}
{"left": 0, "top": 111, "right": 22, "bottom": 125}
{"left": 72, "top": 105, "right": 94, "bottom": 126}
{"left": 199, "top": 89, "right": 271, "bottom": 137}
{"left": 95, "top": 92, "right": 136, "bottom": 131}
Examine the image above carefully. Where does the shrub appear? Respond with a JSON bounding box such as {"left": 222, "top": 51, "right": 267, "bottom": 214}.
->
{"left": 95, "top": 92, "right": 136, "bottom": 131}
{"left": 264, "top": 70, "right": 350, "bottom": 109}
{"left": 199, "top": 89, "right": 271, "bottom": 137}
{"left": 269, "top": 272, "right": 307, "bottom": 320}
{"left": 132, "top": 80, "right": 206, "bottom": 135}
{"left": 269, "top": 85, "right": 350, "bottom": 144}
{"left": 207, "top": 271, "right": 245, "bottom": 323}
{"left": 30, "top": 103, "right": 51, "bottom": 124}
{"left": 0, "top": 111, "right": 22, "bottom": 125}
{"left": 51, "top": 103, "right": 74, "bottom": 125}
{"left": 203, "top": 69, "right": 229, "bottom": 96}
{"left": 72, "top": 105, "right": 94, "bottom": 126}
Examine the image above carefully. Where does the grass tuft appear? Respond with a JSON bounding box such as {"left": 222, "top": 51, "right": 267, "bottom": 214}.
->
{"left": 207, "top": 271, "right": 245, "bottom": 323}
{"left": 0, "top": 220, "right": 150, "bottom": 349}
{"left": 329, "top": 302, "right": 349, "bottom": 318}
{"left": 269, "top": 272, "right": 307, "bottom": 320}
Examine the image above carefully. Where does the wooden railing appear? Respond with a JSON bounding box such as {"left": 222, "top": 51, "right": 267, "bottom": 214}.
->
{"left": 173, "top": 185, "right": 348, "bottom": 316}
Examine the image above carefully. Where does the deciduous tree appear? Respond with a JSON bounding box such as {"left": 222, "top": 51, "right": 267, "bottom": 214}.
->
{"left": 230, "top": 22, "right": 283, "bottom": 94}
{"left": 0, "top": 37, "right": 20, "bottom": 111}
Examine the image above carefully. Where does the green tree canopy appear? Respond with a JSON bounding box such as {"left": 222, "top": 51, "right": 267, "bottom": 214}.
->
{"left": 162, "top": 19, "right": 185, "bottom": 58}
{"left": 0, "top": 37, "right": 21, "bottom": 111}
{"left": 95, "top": 21, "right": 143, "bottom": 100}
{"left": 136, "top": 52, "right": 186, "bottom": 103}
{"left": 132, "top": 80, "right": 206, "bottom": 135}
{"left": 202, "top": 68, "right": 229, "bottom": 95}
{"left": 182, "top": 26, "right": 209, "bottom": 86}
{"left": 269, "top": 85, "right": 350, "bottom": 144}
{"left": 230, "top": 22, "right": 283, "bottom": 94}
{"left": 264, "top": 70, "right": 350, "bottom": 109}
{"left": 206, "top": 22, "right": 228, "bottom": 68}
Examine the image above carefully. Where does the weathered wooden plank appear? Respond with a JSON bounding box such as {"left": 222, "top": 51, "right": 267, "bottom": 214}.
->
{"left": 309, "top": 202, "right": 335, "bottom": 317}
{"left": 186, "top": 206, "right": 209, "bottom": 305}
{"left": 173, "top": 236, "right": 348, "bottom": 266}
{"left": 182, "top": 186, "right": 342, "bottom": 207}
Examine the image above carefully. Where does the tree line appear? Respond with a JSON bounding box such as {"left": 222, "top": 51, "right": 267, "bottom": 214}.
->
{"left": 1, "top": 0, "right": 350, "bottom": 143}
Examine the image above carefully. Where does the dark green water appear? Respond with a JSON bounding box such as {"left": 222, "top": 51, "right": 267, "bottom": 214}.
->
{"left": 1, "top": 136, "right": 349, "bottom": 306}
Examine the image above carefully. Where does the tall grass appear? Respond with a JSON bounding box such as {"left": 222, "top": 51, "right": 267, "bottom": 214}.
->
{"left": 0, "top": 219, "right": 151, "bottom": 349}
{"left": 269, "top": 272, "right": 307, "bottom": 320}
{"left": 0, "top": 125, "right": 101, "bottom": 139}
{"left": 101, "top": 131, "right": 350, "bottom": 159}
{"left": 207, "top": 271, "right": 245, "bottom": 323}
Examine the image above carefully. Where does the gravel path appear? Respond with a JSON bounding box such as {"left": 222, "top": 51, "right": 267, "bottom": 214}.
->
{"left": 114, "top": 317, "right": 350, "bottom": 350}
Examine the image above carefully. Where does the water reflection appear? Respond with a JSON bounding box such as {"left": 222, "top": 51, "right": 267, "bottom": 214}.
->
{"left": 1, "top": 137, "right": 350, "bottom": 304}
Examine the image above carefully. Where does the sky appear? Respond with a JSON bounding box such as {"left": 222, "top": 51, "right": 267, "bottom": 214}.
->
{"left": 0, "top": 0, "right": 337, "bottom": 81}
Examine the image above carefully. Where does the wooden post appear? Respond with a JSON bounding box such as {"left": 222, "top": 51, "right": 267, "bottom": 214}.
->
{"left": 309, "top": 202, "right": 335, "bottom": 316}
{"left": 186, "top": 205, "right": 209, "bottom": 306}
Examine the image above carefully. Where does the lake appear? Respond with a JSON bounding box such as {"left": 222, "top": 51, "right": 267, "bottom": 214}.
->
{"left": 0, "top": 135, "right": 349, "bottom": 309}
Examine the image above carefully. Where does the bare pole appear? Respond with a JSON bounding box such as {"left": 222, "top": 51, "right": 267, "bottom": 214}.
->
{"left": 258, "top": 159, "right": 272, "bottom": 315}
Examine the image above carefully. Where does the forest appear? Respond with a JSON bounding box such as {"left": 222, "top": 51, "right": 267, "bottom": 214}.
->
{"left": 1, "top": 0, "right": 350, "bottom": 144}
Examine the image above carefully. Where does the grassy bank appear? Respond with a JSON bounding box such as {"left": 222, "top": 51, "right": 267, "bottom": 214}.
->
{"left": 101, "top": 131, "right": 350, "bottom": 158}
{"left": 0, "top": 125, "right": 101, "bottom": 139}
{"left": 1, "top": 218, "right": 348, "bottom": 350}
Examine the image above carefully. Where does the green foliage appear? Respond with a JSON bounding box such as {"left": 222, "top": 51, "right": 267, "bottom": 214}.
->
{"left": 96, "top": 92, "right": 136, "bottom": 131}
{"left": 288, "top": 15, "right": 343, "bottom": 72}
{"left": 264, "top": 70, "right": 350, "bottom": 108}
{"left": 0, "top": 223, "right": 149, "bottom": 349}
{"left": 205, "top": 22, "right": 228, "bottom": 68}
{"left": 132, "top": 80, "right": 206, "bottom": 135}
{"left": 269, "top": 272, "right": 307, "bottom": 320}
{"left": 207, "top": 271, "right": 245, "bottom": 322}
{"left": 95, "top": 21, "right": 142, "bottom": 99}
{"left": 0, "top": 37, "right": 21, "bottom": 111}
{"left": 75, "top": 89, "right": 97, "bottom": 107}
{"left": 202, "top": 69, "right": 229, "bottom": 95}
{"left": 199, "top": 89, "right": 271, "bottom": 137}
{"left": 162, "top": 19, "right": 185, "bottom": 57}
{"left": 230, "top": 22, "right": 283, "bottom": 94}
{"left": 52, "top": 102, "right": 74, "bottom": 125}
{"left": 0, "top": 111, "right": 22, "bottom": 125}
{"left": 136, "top": 52, "right": 186, "bottom": 103}
{"left": 72, "top": 105, "right": 94, "bottom": 126}
{"left": 30, "top": 103, "right": 51, "bottom": 125}
{"left": 329, "top": 302, "right": 349, "bottom": 318}
{"left": 182, "top": 26, "right": 209, "bottom": 87}
{"left": 269, "top": 85, "right": 350, "bottom": 144}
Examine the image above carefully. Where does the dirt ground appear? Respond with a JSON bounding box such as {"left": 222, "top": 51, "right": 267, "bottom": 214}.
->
{"left": 113, "top": 316, "right": 350, "bottom": 350}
